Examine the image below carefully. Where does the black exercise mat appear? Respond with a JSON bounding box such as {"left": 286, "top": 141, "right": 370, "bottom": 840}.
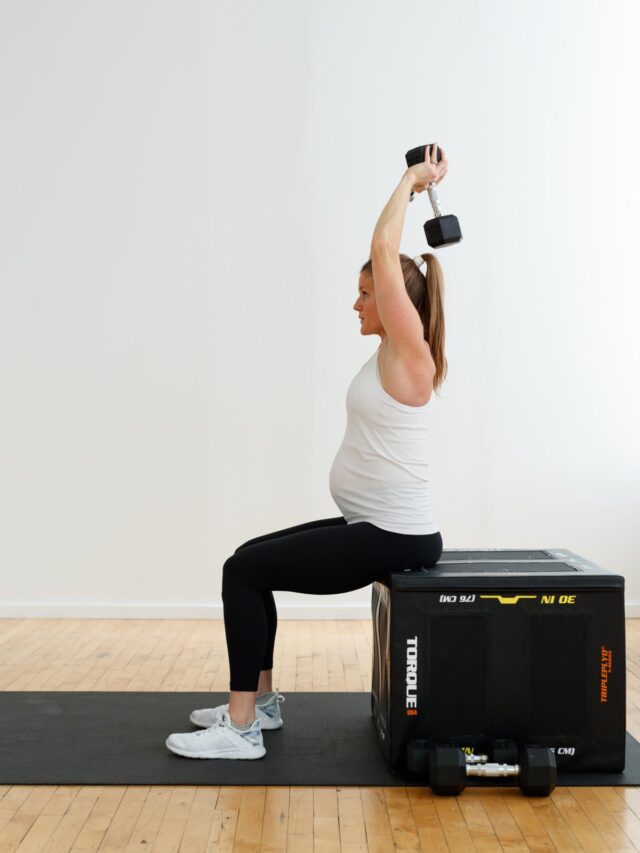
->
{"left": 1, "top": 691, "right": 638, "bottom": 787}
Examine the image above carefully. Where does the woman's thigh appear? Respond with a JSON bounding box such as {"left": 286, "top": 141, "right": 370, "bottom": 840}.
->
{"left": 235, "top": 516, "right": 346, "bottom": 553}
{"left": 228, "top": 522, "right": 443, "bottom": 595}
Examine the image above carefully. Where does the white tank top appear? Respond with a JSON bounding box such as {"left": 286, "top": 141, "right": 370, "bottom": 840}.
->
{"left": 329, "top": 345, "right": 439, "bottom": 535}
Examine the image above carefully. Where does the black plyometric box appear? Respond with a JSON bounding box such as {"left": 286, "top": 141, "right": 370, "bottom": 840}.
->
{"left": 371, "top": 548, "right": 626, "bottom": 774}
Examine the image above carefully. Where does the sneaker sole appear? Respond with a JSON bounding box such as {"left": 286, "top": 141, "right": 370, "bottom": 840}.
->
{"left": 165, "top": 739, "right": 267, "bottom": 759}
{"left": 189, "top": 712, "right": 283, "bottom": 731}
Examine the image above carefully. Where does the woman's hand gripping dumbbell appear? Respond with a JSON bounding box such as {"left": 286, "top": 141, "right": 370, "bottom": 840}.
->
{"left": 407, "top": 143, "right": 448, "bottom": 196}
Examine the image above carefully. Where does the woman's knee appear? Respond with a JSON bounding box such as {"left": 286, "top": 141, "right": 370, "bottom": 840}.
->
{"left": 222, "top": 554, "right": 243, "bottom": 596}
{"left": 222, "top": 552, "right": 259, "bottom": 596}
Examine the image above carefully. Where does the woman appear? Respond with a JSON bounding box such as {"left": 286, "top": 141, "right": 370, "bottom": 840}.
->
{"left": 166, "top": 144, "right": 449, "bottom": 760}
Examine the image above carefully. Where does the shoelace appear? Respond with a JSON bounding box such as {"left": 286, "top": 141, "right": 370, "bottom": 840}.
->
{"left": 192, "top": 713, "right": 241, "bottom": 737}
{"left": 195, "top": 693, "right": 286, "bottom": 736}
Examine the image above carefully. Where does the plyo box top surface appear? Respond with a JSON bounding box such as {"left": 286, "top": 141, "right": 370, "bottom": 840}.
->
{"left": 390, "top": 548, "right": 625, "bottom": 591}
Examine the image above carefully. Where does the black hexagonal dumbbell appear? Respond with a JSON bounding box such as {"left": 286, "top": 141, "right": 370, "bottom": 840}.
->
{"left": 428, "top": 744, "right": 557, "bottom": 797}
{"left": 405, "top": 144, "right": 462, "bottom": 248}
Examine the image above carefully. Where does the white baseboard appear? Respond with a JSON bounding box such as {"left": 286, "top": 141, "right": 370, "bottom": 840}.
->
{"left": 1, "top": 602, "right": 640, "bottom": 619}
{"left": 0, "top": 603, "right": 374, "bottom": 619}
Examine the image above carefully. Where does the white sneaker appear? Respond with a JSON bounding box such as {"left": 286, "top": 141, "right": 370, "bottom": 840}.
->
{"left": 166, "top": 710, "right": 266, "bottom": 759}
{"left": 190, "top": 690, "right": 285, "bottom": 731}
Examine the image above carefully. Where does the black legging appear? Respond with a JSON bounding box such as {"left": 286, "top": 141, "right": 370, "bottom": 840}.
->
{"left": 222, "top": 516, "right": 443, "bottom": 691}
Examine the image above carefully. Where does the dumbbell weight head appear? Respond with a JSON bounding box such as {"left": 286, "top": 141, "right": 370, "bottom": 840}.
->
{"left": 518, "top": 746, "right": 557, "bottom": 797}
{"left": 429, "top": 746, "right": 467, "bottom": 796}
{"left": 425, "top": 213, "right": 462, "bottom": 248}
{"left": 406, "top": 144, "right": 441, "bottom": 168}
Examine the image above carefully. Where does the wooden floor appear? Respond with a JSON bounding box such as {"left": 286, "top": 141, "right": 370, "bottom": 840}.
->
{"left": 1, "top": 617, "right": 640, "bottom": 852}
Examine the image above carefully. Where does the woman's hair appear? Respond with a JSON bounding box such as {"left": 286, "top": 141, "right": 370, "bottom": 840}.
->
{"left": 359, "top": 252, "right": 448, "bottom": 394}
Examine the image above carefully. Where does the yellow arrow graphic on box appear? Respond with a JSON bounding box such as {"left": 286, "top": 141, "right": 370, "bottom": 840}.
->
{"left": 479, "top": 595, "right": 538, "bottom": 605}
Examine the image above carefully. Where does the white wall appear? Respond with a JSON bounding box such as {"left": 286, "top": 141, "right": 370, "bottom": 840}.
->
{"left": 1, "top": 0, "right": 638, "bottom": 618}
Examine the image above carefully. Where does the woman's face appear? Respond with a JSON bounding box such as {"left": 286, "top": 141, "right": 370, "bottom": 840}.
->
{"left": 353, "top": 273, "right": 382, "bottom": 336}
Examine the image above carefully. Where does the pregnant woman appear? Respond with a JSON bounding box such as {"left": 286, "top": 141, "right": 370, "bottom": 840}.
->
{"left": 166, "top": 144, "right": 449, "bottom": 760}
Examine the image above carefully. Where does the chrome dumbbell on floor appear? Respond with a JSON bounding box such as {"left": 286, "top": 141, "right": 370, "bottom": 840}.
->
{"left": 428, "top": 743, "right": 557, "bottom": 797}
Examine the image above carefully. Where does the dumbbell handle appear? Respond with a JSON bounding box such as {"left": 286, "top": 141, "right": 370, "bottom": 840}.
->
{"left": 466, "top": 762, "right": 521, "bottom": 779}
{"left": 409, "top": 183, "right": 442, "bottom": 216}
{"left": 427, "top": 185, "right": 442, "bottom": 216}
